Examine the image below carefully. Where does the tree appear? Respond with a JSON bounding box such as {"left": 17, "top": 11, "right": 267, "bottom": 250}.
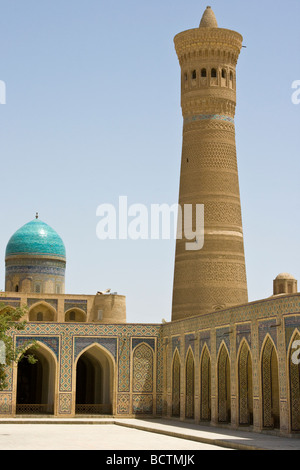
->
{"left": 0, "top": 303, "right": 37, "bottom": 390}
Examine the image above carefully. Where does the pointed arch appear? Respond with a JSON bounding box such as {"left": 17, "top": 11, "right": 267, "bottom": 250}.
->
{"left": 261, "top": 335, "right": 280, "bottom": 429}
{"left": 185, "top": 347, "right": 195, "bottom": 419}
{"left": 65, "top": 307, "right": 86, "bottom": 322}
{"left": 237, "top": 339, "right": 253, "bottom": 425}
{"left": 28, "top": 301, "right": 57, "bottom": 322}
{"left": 171, "top": 348, "right": 181, "bottom": 417}
{"left": 16, "top": 341, "right": 57, "bottom": 414}
{"left": 75, "top": 343, "right": 115, "bottom": 415}
{"left": 288, "top": 329, "right": 300, "bottom": 431}
{"left": 218, "top": 342, "right": 231, "bottom": 423}
{"left": 0, "top": 305, "right": 16, "bottom": 314}
{"left": 132, "top": 342, "right": 154, "bottom": 393}
{"left": 200, "top": 344, "right": 211, "bottom": 421}
{"left": 0, "top": 305, "right": 18, "bottom": 320}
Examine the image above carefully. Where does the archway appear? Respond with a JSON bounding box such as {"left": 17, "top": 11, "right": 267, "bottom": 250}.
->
{"left": 65, "top": 308, "right": 86, "bottom": 322}
{"left": 289, "top": 331, "right": 300, "bottom": 431}
{"left": 28, "top": 302, "right": 57, "bottom": 322}
{"left": 75, "top": 344, "right": 114, "bottom": 415}
{"left": 185, "top": 348, "right": 195, "bottom": 419}
{"left": 16, "top": 344, "right": 56, "bottom": 414}
{"left": 261, "top": 336, "right": 280, "bottom": 429}
{"left": 218, "top": 344, "right": 231, "bottom": 423}
{"left": 171, "top": 349, "right": 181, "bottom": 417}
{"left": 238, "top": 340, "right": 253, "bottom": 425}
{"left": 200, "top": 345, "right": 211, "bottom": 421}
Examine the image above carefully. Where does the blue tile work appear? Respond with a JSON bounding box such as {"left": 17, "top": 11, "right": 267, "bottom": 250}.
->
{"left": 0, "top": 297, "right": 21, "bottom": 308}
{"left": 172, "top": 336, "right": 181, "bottom": 355}
{"left": 74, "top": 336, "right": 117, "bottom": 360}
{"left": 118, "top": 336, "right": 130, "bottom": 393}
{"left": 258, "top": 319, "right": 277, "bottom": 351}
{"left": 132, "top": 395, "right": 153, "bottom": 414}
{"left": 236, "top": 323, "right": 251, "bottom": 353}
{"left": 0, "top": 394, "right": 12, "bottom": 415}
{"left": 117, "top": 394, "right": 130, "bottom": 414}
{"left": 184, "top": 114, "right": 235, "bottom": 126}
{"left": 132, "top": 337, "right": 155, "bottom": 351}
{"left": 6, "top": 265, "right": 65, "bottom": 276}
{"left": 216, "top": 327, "right": 230, "bottom": 353}
{"left": 6, "top": 219, "right": 66, "bottom": 259}
{"left": 284, "top": 315, "right": 300, "bottom": 351}
{"left": 16, "top": 336, "right": 60, "bottom": 359}
{"left": 185, "top": 333, "right": 195, "bottom": 355}
{"left": 27, "top": 298, "right": 58, "bottom": 310}
{"left": 64, "top": 299, "right": 87, "bottom": 313}
{"left": 199, "top": 331, "right": 211, "bottom": 355}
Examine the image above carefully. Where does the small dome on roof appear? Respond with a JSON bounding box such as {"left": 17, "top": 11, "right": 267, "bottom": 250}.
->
{"left": 199, "top": 6, "right": 218, "bottom": 28}
{"left": 275, "top": 273, "right": 296, "bottom": 280}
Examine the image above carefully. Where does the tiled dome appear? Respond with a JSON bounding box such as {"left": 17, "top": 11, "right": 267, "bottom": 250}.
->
{"left": 5, "top": 218, "right": 66, "bottom": 259}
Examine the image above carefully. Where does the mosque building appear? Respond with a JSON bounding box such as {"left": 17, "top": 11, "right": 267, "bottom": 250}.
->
{"left": 0, "top": 6, "right": 300, "bottom": 436}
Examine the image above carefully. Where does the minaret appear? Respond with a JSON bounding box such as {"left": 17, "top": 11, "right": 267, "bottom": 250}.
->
{"left": 172, "top": 6, "right": 248, "bottom": 321}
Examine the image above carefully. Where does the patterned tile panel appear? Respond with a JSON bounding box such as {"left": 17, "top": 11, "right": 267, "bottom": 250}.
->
{"left": 16, "top": 335, "right": 60, "bottom": 359}
{"left": 216, "top": 327, "right": 230, "bottom": 353}
{"left": 184, "top": 114, "right": 235, "bottom": 125}
{"left": 258, "top": 319, "right": 277, "bottom": 351}
{"left": 64, "top": 299, "right": 87, "bottom": 313}
{"left": 236, "top": 323, "right": 251, "bottom": 353}
{"left": 185, "top": 334, "right": 195, "bottom": 355}
{"left": 74, "top": 336, "right": 117, "bottom": 360}
{"left": 132, "top": 337, "right": 155, "bottom": 351}
{"left": 284, "top": 315, "right": 300, "bottom": 351}
{"left": 199, "top": 330, "right": 211, "bottom": 355}
{"left": 27, "top": 298, "right": 58, "bottom": 310}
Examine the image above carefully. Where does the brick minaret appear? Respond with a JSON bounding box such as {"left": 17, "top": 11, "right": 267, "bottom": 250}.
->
{"left": 172, "top": 6, "right": 248, "bottom": 321}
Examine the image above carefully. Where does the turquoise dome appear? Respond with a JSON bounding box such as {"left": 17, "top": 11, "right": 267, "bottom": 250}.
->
{"left": 5, "top": 218, "right": 66, "bottom": 259}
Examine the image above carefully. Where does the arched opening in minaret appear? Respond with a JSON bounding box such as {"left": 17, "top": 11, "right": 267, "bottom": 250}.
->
{"left": 16, "top": 344, "right": 56, "bottom": 415}
{"left": 75, "top": 344, "right": 114, "bottom": 415}
{"left": 211, "top": 68, "right": 217, "bottom": 78}
{"left": 191, "top": 70, "right": 197, "bottom": 80}
{"left": 201, "top": 68, "right": 207, "bottom": 77}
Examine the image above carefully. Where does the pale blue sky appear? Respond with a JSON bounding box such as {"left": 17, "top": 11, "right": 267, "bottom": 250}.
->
{"left": 0, "top": 0, "right": 299, "bottom": 323}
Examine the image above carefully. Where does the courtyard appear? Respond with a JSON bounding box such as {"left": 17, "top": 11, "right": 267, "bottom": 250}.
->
{"left": 0, "top": 418, "right": 299, "bottom": 451}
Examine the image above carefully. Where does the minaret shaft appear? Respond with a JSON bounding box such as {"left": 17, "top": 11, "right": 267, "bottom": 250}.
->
{"left": 172, "top": 8, "right": 248, "bottom": 321}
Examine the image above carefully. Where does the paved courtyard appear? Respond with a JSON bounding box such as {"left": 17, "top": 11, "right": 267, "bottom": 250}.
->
{"left": 0, "top": 423, "right": 228, "bottom": 450}
{"left": 0, "top": 418, "right": 299, "bottom": 451}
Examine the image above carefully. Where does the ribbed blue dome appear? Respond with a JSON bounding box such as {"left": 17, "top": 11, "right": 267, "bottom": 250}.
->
{"left": 5, "top": 219, "right": 66, "bottom": 259}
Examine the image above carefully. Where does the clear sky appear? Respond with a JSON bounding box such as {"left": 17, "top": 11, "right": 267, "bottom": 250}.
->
{"left": 0, "top": 0, "right": 299, "bottom": 323}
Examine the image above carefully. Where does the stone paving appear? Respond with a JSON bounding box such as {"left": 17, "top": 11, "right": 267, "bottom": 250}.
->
{"left": 0, "top": 422, "right": 228, "bottom": 450}
{"left": 0, "top": 417, "right": 299, "bottom": 450}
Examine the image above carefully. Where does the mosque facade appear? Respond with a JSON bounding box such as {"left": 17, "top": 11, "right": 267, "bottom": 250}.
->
{"left": 0, "top": 7, "right": 300, "bottom": 437}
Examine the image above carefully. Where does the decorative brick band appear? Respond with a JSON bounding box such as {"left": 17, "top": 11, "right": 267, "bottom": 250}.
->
{"left": 184, "top": 114, "right": 235, "bottom": 125}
